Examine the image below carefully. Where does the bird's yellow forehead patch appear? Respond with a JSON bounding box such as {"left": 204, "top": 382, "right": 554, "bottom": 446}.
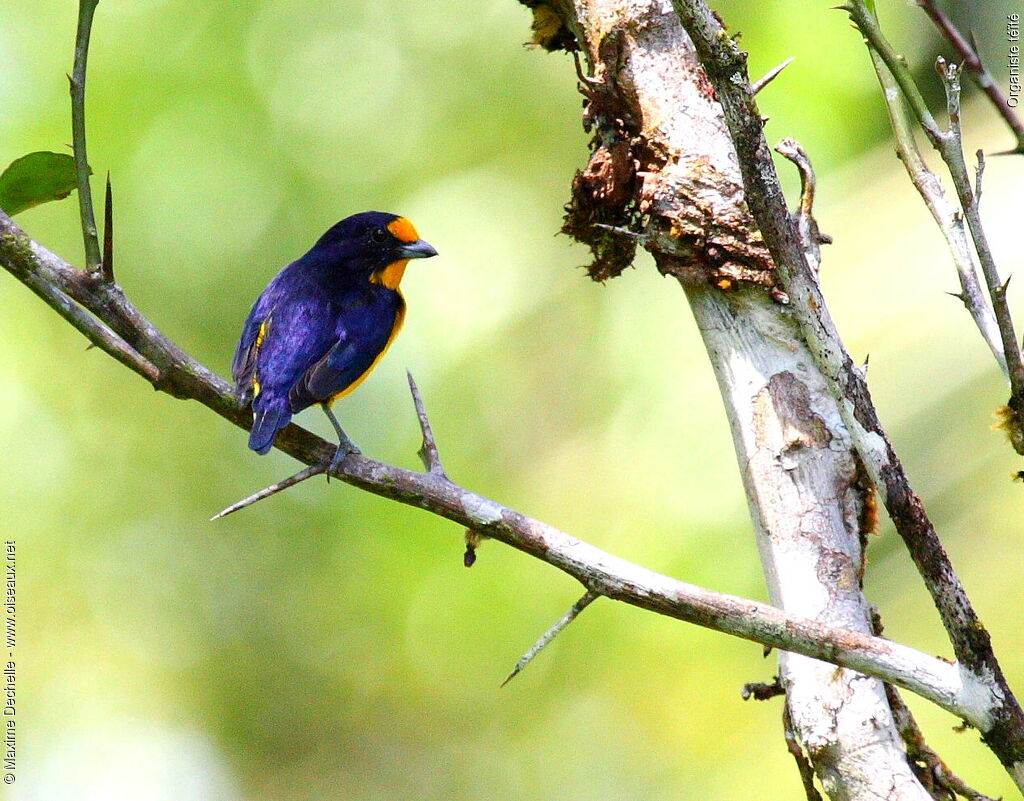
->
{"left": 387, "top": 217, "right": 419, "bottom": 244}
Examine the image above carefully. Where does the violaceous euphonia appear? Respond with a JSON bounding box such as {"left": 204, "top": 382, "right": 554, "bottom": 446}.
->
{"left": 232, "top": 211, "right": 437, "bottom": 466}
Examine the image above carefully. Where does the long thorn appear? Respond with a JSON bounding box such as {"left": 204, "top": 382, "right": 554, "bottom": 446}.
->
{"left": 101, "top": 171, "right": 113, "bottom": 281}
{"left": 501, "top": 590, "right": 599, "bottom": 687}
{"left": 751, "top": 56, "right": 794, "bottom": 95}
{"left": 211, "top": 463, "right": 326, "bottom": 521}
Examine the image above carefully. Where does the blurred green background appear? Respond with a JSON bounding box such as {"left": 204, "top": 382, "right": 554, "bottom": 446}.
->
{"left": 2, "top": 0, "right": 1023, "bottom": 798}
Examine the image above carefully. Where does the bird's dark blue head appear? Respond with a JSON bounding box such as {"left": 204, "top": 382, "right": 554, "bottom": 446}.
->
{"left": 308, "top": 211, "right": 437, "bottom": 289}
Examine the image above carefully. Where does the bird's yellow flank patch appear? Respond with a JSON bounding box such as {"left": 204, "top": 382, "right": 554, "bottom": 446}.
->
{"left": 387, "top": 217, "right": 419, "bottom": 244}
{"left": 252, "top": 318, "right": 271, "bottom": 397}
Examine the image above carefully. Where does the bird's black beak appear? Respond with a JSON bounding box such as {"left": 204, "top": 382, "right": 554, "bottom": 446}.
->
{"left": 397, "top": 239, "right": 438, "bottom": 260}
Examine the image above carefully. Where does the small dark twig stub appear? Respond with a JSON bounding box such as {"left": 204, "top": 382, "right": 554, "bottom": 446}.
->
{"left": 741, "top": 676, "right": 785, "bottom": 701}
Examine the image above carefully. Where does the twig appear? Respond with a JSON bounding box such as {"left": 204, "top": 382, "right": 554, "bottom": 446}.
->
{"left": 782, "top": 704, "right": 824, "bottom": 801}
{"left": 864, "top": 44, "right": 1006, "bottom": 374}
{"left": 774, "top": 138, "right": 830, "bottom": 273}
{"left": 844, "top": 2, "right": 944, "bottom": 145}
{"left": 846, "top": 2, "right": 1024, "bottom": 441}
{"left": 210, "top": 463, "right": 326, "bottom": 521}
{"left": 916, "top": 0, "right": 1024, "bottom": 154}
{"left": 501, "top": 590, "right": 599, "bottom": 686}
{"left": 751, "top": 57, "right": 794, "bottom": 96}
{"left": 667, "top": 0, "right": 1024, "bottom": 782}
{"left": 101, "top": 172, "right": 113, "bottom": 281}
{"left": 774, "top": 138, "right": 816, "bottom": 220}
{"left": 741, "top": 675, "right": 785, "bottom": 701}
{"left": 69, "top": 0, "right": 101, "bottom": 273}
{"left": 2, "top": 232, "right": 157, "bottom": 381}
{"left": 935, "top": 55, "right": 1024, "bottom": 450}
{"left": 886, "top": 684, "right": 998, "bottom": 801}
{"left": 974, "top": 150, "right": 985, "bottom": 202}
{"left": 0, "top": 208, "right": 995, "bottom": 728}
{"left": 407, "top": 370, "right": 447, "bottom": 476}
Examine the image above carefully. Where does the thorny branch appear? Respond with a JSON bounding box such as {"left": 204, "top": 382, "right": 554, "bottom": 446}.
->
{"left": 863, "top": 42, "right": 1006, "bottom": 373}
{"left": 915, "top": 0, "right": 1024, "bottom": 155}
{"left": 0, "top": 209, "right": 1000, "bottom": 731}
{"left": 5, "top": 0, "right": 1024, "bottom": 793}
{"left": 846, "top": 1, "right": 1024, "bottom": 455}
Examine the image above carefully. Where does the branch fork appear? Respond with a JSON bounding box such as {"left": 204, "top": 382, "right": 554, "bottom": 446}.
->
{"left": 212, "top": 372, "right": 452, "bottom": 521}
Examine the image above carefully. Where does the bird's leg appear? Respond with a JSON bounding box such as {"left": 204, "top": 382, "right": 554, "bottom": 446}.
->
{"left": 321, "top": 403, "right": 361, "bottom": 477}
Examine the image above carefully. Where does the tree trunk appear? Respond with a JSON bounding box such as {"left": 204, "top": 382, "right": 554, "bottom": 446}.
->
{"left": 541, "top": 1, "right": 929, "bottom": 795}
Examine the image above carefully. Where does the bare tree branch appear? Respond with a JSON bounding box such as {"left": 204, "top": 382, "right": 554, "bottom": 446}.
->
{"left": 863, "top": 44, "right": 1005, "bottom": 374}
{"left": 6, "top": 0, "right": 1023, "bottom": 794}
{"left": 846, "top": 1, "right": 1024, "bottom": 455}
{"left": 915, "top": 0, "right": 1024, "bottom": 155}
{"left": 0, "top": 209, "right": 997, "bottom": 731}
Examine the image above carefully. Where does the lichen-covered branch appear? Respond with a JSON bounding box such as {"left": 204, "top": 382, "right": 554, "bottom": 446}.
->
{"left": 523, "top": 1, "right": 957, "bottom": 796}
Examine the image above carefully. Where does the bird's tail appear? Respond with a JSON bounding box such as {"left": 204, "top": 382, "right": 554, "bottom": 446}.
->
{"left": 249, "top": 395, "right": 292, "bottom": 455}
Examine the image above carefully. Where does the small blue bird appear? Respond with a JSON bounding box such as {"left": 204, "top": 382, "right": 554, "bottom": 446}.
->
{"left": 232, "top": 211, "right": 437, "bottom": 466}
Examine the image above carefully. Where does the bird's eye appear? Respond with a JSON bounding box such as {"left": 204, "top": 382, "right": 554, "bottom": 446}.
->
{"left": 370, "top": 227, "right": 388, "bottom": 243}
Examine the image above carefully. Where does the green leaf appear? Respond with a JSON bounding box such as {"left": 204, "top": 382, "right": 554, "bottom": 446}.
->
{"left": 0, "top": 151, "right": 82, "bottom": 217}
